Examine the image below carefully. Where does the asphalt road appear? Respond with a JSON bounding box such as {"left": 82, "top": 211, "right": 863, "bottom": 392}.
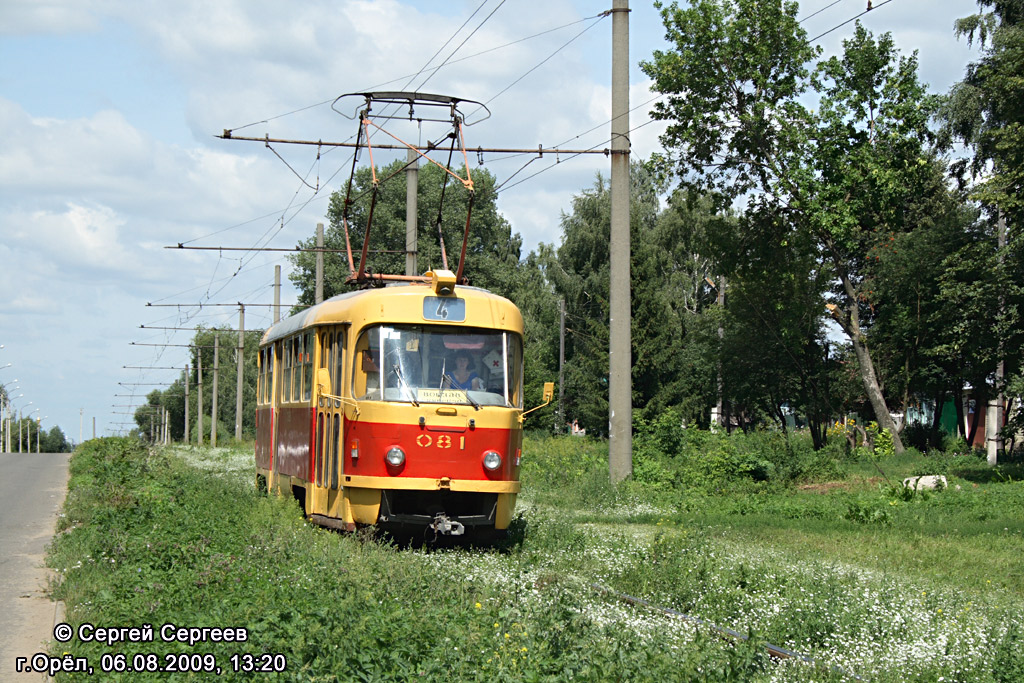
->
{"left": 0, "top": 452, "right": 70, "bottom": 679}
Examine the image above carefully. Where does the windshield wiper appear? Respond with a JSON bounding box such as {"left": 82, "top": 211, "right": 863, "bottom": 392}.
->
{"left": 393, "top": 364, "right": 419, "bottom": 406}
{"left": 442, "top": 372, "right": 480, "bottom": 410}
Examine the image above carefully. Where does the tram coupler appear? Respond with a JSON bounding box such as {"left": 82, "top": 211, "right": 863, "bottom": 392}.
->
{"left": 430, "top": 513, "right": 465, "bottom": 536}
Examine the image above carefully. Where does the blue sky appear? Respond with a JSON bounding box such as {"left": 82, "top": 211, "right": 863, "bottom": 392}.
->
{"left": 0, "top": 0, "right": 981, "bottom": 440}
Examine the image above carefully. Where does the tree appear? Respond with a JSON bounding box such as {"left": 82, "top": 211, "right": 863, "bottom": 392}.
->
{"left": 944, "top": 0, "right": 1024, "bottom": 452}
{"left": 548, "top": 163, "right": 712, "bottom": 435}
{"left": 133, "top": 326, "right": 262, "bottom": 442}
{"left": 714, "top": 205, "right": 837, "bottom": 446}
{"left": 643, "top": 1, "right": 945, "bottom": 453}
{"left": 40, "top": 425, "right": 70, "bottom": 452}
{"left": 945, "top": 0, "right": 1024, "bottom": 225}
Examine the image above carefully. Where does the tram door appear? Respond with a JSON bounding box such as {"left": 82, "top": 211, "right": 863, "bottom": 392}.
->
{"left": 311, "top": 326, "right": 346, "bottom": 518}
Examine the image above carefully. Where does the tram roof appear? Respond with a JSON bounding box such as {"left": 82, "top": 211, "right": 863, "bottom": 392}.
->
{"left": 260, "top": 283, "right": 522, "bottom": 346}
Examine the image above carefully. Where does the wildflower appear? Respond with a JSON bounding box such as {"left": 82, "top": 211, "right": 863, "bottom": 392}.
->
{"left": 475, "top": 602, "right": 482, "bottom": 609}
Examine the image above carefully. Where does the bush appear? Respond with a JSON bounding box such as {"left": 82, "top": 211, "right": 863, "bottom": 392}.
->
{"left": 631, "top": 416, "right": 846, "bottom": 493}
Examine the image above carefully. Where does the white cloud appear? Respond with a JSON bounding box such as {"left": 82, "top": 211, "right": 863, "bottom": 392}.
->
{"left": 0, "top": 0, "right": 100, "bottom": 35}
{"left": 22, "top": 203, "right": 133, "bottom": 272}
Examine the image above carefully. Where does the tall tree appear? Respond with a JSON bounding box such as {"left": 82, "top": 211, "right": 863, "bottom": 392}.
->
{"left": 945, "top": 0, "right": 1024, "bottom": 225}
{"left": 643, "top": 1, "right": 944, "bottom": 453}
{"left": 715, "top": 205, "right": 836, "bottom": 446}
{"left": 549, "top": 164, "right": 711, "bottom": 434}
{"left": 944, "top": 0, "right": 1024, "bottom": 448}
{"left": 133, "top": 326, "right": 262, "bottom": 442}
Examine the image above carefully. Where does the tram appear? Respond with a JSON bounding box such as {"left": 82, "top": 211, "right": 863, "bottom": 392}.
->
{"left": 255, "top": 269, "right": 551, "bottom": 537}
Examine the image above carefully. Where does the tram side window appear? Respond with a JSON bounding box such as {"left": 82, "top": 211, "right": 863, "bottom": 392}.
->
{"left": 264, "top": 346, "right": 274, "bottom": 404}
{"left": 333, "top": 329, "right": 345, "bottom": 397}
{"left": 258, "top": 349, "right": 264, "bottom": 404}
{"left": 303, "top": 331, "right": 313, "bottom": 401}
{"left": 274, "top": 342, "right": 282, "bottom": 403}
{"left": 353, "top": 330, "right": 381, "bottom": 399}
{"left": 322, "top": 331, "right": 332, "bottom": 370}
{"left": 257, "top": 348, "right": 264, "bottom": 405}
{"left": 282, "top": 338, "right": 293, "bottom": 403}
{"left": 266, "top": 347, "right": 273, "bottom": 404}
{"left": 506, "top": 334, "right": 524, "bottom": 409}
{"left": 291, "top": 336, "right": 300, "bottom": 402}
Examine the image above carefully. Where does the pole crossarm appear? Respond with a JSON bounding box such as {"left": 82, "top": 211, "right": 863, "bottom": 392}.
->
{"left": 139, "top": 325, "right": 242, "bottom": 332}
{"left": 216, "top": 133, "right": 612, "bottom": 157}
{"left": 130, "top": 342, "right": 217, "bottom": 348}
{"left": 163, "top": 246, "right": 410, "bottom": 254}
{"left": 146, "top": 303, "right": 298, "bottom": 308}
{"left": 165, "top": 245, "right": 350, "bottom": 253}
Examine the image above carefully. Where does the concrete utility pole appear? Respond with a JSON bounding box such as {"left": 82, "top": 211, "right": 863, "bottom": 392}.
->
{"left": 558, "top": 298, "right": 566, "bottom": 433}
{"left": 406, "top": 147, "right": 419, "bottom": 277}
{"left": 92, "top": 417, "right": 95, "bottom": 440}
{"left": 236, "top": 304, "right": 245, "bottom": 441}
{"left": 184, "top": 363, "right": 190, "bottom": 444}
{"left": 274, "top": 265, "right": 281, "bottom": 324}
{"left": 608, "top": 0, "right": 632, "bottom": 483}
{"left": 711, "top": 275, "right": 726, "bottom": 431}
{"left": 315, "top": 223, "right": 324, "bottom": 305}
{"left": 212, "top": 333, "right": 219, "bottom": 447}
{"left": 988, "top": 213, "right": 1007, "bottom": 465}
{"left": 197, "top": 351, "right": 204, "bottom": 446}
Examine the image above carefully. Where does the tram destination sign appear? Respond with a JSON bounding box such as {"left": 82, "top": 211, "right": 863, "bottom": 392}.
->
{"left": 423, "top": 297, "right": 466, "bottom": 322}
{"left": 417, "top": 388, "right": 468, "bottom": 404}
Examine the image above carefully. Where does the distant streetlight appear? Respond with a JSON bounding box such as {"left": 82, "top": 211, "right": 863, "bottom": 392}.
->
{"left": 28, "top": 409, "right": 40, "bottom": 453}
{"left": 0, "top": 363, "right": 11, "bottom": 371}
{"left": 37, "top": 416, "right": 47, "bottom": 453}
{"left": 19, "top": 402, "right": 34, "bottom": 453}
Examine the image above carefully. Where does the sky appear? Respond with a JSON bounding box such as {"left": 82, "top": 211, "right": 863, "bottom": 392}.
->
{"left": 0, "top": 0, "right": 982, "bottom": 442}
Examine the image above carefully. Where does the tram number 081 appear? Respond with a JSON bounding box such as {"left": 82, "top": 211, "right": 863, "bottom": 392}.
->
{"left": 415, "top": 434, "right": 465, "bottom": 450}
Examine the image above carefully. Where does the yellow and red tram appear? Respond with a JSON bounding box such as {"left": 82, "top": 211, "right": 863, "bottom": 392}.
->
{"left": 255, "top": 270, "right": 548, "bottom": 538}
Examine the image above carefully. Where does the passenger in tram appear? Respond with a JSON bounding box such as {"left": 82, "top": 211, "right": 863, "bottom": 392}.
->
{"left": 445, "top": 351, "right": 483, "bottom": 391}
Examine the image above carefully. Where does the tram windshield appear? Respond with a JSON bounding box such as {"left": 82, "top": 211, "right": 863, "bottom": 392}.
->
{"left": 353, "top": 325, "right": 523, "bottom": 409}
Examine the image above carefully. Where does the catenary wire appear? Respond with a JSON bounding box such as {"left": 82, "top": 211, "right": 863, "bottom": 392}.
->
{"left": 799, "top": 0, "right": 849, "bottom": 23}
{"left": 808, "top": 0, "right": 897, "bottom": 42}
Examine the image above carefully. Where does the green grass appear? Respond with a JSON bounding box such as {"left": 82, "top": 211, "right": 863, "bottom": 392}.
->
{"left": 46, "top": 433, "right": 1024, "bottom": 681}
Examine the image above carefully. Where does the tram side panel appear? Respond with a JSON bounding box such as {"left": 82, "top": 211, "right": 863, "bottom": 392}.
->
{"left": 255, "top": 406, "right": 273, "bottom": 471}
{"left": 276, "top": 404, "right": 314, "bottom": 482}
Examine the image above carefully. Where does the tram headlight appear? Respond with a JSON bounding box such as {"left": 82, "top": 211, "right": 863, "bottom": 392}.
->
{"left": 385, "top": 446, "right": 406, "bottom": 467}
{"left": 482, "top": 450, "right": 502, "bottom": 471}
